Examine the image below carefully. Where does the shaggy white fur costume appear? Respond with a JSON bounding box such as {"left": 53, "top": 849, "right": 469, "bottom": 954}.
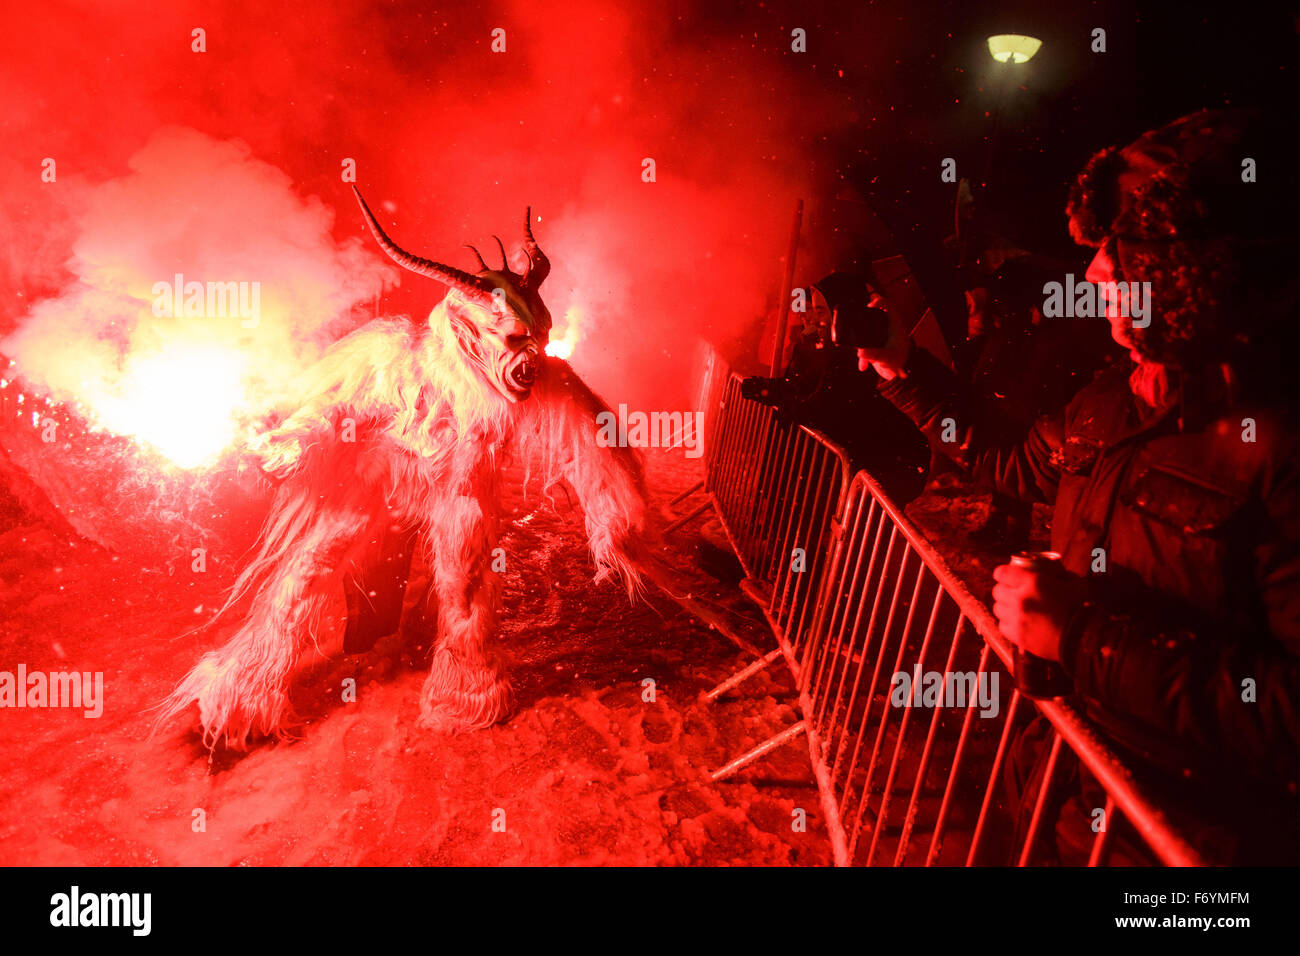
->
{"left": 160, "top": 277, "right": 647, "bottom": 749}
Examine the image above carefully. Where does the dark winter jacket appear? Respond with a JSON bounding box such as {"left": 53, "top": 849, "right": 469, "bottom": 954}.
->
{"left": 876, "top": 346, "right": 1300, "bottom": 792}
{"left": 744, "top": 340, "right": 930, "bottom": 502}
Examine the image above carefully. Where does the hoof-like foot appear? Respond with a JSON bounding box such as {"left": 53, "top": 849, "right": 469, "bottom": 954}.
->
{"left": 418, "top": 648, "right": 512, "bottom": 733}
{"left": 157, "top": 651, "right": 292, "bottom": 750}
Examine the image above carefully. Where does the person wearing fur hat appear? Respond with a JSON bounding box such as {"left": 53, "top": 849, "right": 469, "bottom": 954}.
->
{"left": 858, "top": 109, "right": 1300, "bottom": 860}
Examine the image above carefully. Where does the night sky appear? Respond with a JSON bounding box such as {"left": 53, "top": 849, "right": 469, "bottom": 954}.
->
{"left": 3, "top": 1, "right": 1296, "bottom": 409}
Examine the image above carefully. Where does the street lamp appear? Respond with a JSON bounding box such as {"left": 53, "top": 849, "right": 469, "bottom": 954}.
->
{"left": 964, "top": 33, "right": 1043, "bottom": 263}
{"left": 986, "top": 34, "right": 1042, "bottom": 64}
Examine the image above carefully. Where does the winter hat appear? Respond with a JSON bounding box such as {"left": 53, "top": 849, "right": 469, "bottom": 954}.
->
{"left": 1065, "top": 109, "right": 1299, "bottom": 370}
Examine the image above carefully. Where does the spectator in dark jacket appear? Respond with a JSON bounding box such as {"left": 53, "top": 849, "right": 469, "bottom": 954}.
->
{"left": 856, "top": 110, "right": 1300, "bottom": 851}
{"left": 962, "top": 259, "right": 1113, "bottom": 547}
{"left": 744, "top": 273, "right": 931, "bottom": 501}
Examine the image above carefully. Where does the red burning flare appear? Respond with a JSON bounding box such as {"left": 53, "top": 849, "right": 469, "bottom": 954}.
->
{"left": 545, "top": 305, "right": 582, "bottom": 360}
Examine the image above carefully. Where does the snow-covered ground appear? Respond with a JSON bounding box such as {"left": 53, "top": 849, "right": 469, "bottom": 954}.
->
{"left": 0, "top": 445, "right": 832, "bottom": 866}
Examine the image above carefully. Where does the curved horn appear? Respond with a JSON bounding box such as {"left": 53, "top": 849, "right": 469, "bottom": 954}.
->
{"left": 522, "top": 206, "right": 550, "bottom": 288}
{"left": 491, "top": 235, "right": 510, "bottom": 273}
{"left": 352, "top": 186, "right": 494, "bottom": 302}
{"left": 464, "top": 244, "right": 490, "bottom": 272}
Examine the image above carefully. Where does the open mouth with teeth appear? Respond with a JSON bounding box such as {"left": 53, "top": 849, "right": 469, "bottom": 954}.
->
{"left": 504, "top": 350, "right": 539, "bottom": 397}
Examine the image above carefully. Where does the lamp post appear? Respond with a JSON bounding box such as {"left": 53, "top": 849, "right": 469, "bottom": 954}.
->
{"left": 978, "top": 34, "right": 1042, "bottom": 194}
{"left": 959, "top": 34, "right": 1042, "bottom": 281}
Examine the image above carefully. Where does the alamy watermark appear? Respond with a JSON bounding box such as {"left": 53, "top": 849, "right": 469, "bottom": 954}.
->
{"left": 152, "top": 273, "right": 261, "bottom": 328}
{"left": 890, "top": 664, "right": 1000, "bottom": 718}
{"left": 0, "top": 664, "right": 103, "bottom": 718}
{"left": 50, "top": 886, "right": 150, "bottom": 936}
{"left": 1042, "top": 275, "right": 1151, "bottom": 328}
{"left": 596, "top": 404, "right": 704, "bottom": 459}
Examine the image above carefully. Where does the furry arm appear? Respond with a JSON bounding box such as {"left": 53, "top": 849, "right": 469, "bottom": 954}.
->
{"left": 520, "top": 357, "right": 651, "bottom": 597}
{"left": 251, "top": 320, "right": 422, "bottom": 475}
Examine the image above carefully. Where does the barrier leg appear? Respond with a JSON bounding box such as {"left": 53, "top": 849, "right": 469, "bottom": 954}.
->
{"left": 664, "top": 499, "right": 713, "bottom": 534}
{"left": 704, "top": 647, "right": 784, "bottom": 702}
{"left": 711, "top": 720, "right": 808, "bottom": 782}
{"left": 670, "top": 479, "right": 704, "bottom": 507}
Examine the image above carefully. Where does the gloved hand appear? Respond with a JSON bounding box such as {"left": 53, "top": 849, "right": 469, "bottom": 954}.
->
{"left": 740, "top": 376, "right": 786, "bottom": 406}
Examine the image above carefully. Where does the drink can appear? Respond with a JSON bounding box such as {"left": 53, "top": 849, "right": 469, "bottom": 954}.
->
{"left": 1007, "top": 552, "right": 1074, "bottom": 699}
{"left": 1010, "top": 550, "right": 1062, "bottom": 571}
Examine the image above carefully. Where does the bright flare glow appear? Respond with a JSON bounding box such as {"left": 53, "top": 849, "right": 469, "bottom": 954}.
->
{"left": 987, "top": 34, "right": 1042, "bottom": 64}
{"left": 545, "top": 338, "right": 574, "bottom": 360}
{"left": 94, "top": 343, "right": 249, "bottom": 468}
{"left": 545, "top": 304, "right": 582, "bottom": 360}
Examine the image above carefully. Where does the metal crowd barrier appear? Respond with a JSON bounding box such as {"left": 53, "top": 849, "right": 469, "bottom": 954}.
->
{"left": 701, "top": 372, "right": 1206, "bottom": 867}
{"left": 705, "top": 374, "right": 851, "bottom": 657}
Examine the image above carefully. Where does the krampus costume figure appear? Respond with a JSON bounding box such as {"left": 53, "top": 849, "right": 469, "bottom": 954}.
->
{"left": 161, "top": 188, "right": 648, "bottom": 748}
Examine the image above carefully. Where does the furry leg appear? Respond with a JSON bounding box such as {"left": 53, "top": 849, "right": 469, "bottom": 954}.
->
{"left": 159, "top": 505, "right": 375, "bottom": 749}
{"left": 418, "top": 492, "right": 512, "bottom": 733}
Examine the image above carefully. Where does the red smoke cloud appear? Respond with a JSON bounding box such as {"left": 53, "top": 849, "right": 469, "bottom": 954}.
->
{"left": 2, "top": 128, "right": 390, "bottom": 465}
{"left": 1, "top": 0, "right": 844, "bottom": 438}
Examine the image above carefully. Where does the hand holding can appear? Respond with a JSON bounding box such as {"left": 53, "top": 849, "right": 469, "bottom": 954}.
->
{"left": 1002, "top": 551, "right": 1076, "bottom": 699}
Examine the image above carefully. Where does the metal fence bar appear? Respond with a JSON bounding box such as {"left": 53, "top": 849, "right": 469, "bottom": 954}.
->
{"left": 1087, "top": 797, "right": 1118, "bottom": 866}
{"left": 839, "top": 536, "right": 915, "bottom": 826}
{"left": 710, "top": 377, "right": 743, "bottom": 507}
{"left": 741, "top": 410, "right": 781, "bottom": 575}
{"left": 967, "top": 689, "right": 1025, "bottom": 866}
{"left": 702, "top": 366, "right": 1209, "bottom": 867}
{"left": 731, "top": 402, "right": 769, "bottom": 566}
{"left": 788, "top": 457, "right": 843, "bottom": 655}
{"left": 706, "top": 378, "right": 747, "bottom": 559}
{"left": 894, "top": 610, "right": 968, "bottom": 867}
{"left": 768, "top": 432, "right": 814, "bottom": 595}
{"left": 705, "top": 374, "right": 850, "bottom": 639}
{"left": 1017, "top": 734, "right": 1066, "bottom": 867}
{"left": 816, "top": 507, "right": 891, "bottom": 746}
{"left": 778, "top": 445, "right": 827, "bottom": 644}
{"left": 801, "top": 491, "right": 873, "bottom": 703}
{"left": 749, "top": 417, "right": 795, "bottom": 583}
{"left": 740, "top": 413, "right": 775, "bottom": 575}
{"left": 925, "top": 639, "right": 991, "bottom": 866}
{"left": 859, "top": 555, "right": 931, "bottom": 866}
{"left": 814, "top": 504, "right": 886, "bottom": 737}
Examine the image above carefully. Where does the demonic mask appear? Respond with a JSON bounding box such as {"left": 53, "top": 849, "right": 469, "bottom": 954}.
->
{"left": 353, "top": 186, "right": 553, "bottom": 402}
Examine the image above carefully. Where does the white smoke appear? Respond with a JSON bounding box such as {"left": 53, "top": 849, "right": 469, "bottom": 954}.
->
{"left": 1, "top": 127, "right": 393, "bottom": 466}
